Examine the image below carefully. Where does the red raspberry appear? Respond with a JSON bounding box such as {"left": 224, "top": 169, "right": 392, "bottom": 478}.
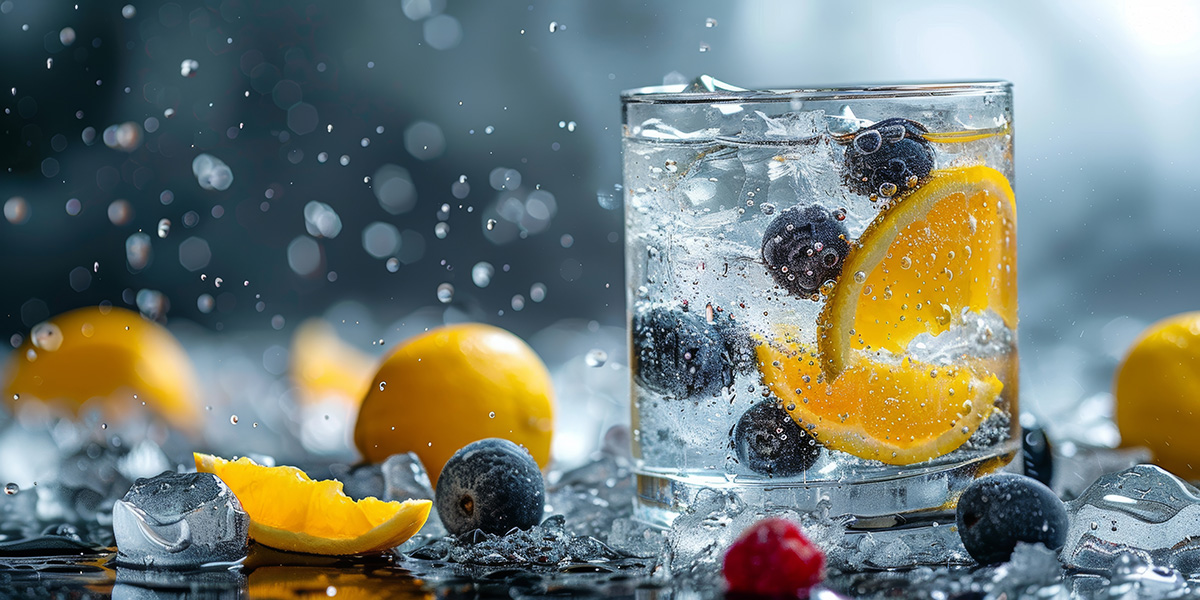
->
{"left": 722, "top": 517, "right": 825, "bottom": 596}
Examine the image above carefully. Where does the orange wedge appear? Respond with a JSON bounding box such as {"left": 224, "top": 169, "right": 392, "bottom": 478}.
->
{"left": 818, "top": 165, "right": 1017, "bottom": 379}
{"left": 194, "top": 453, "right": 431, "bottom": 555}
{"left": 757, "top": 340, "right": 1001, "bottom": 464}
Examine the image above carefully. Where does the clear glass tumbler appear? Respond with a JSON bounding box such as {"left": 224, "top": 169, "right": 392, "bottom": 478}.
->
{"left": 623, "top": 79, "right": 1018, "bottom": 563}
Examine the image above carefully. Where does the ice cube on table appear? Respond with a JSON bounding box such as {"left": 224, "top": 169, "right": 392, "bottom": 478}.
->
{"left": 382, "top": 452, "right": 435, "bottom": 502}
{"left": 113, "top": 471, "right": 248, "bottom": 569}
{"left": 1060, "top": 464, "right": 1200, "bottom": 573}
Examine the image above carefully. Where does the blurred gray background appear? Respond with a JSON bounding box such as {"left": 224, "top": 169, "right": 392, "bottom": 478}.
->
{"left": 2, "top": 0, "right": 1199, "bottom": 448}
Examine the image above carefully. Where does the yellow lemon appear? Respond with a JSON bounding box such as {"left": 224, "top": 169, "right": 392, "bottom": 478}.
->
{"left": 1115, "top": 312, "right": 1200, "bottom": 478}
{"left": 2, "top": 306, "right": 201, "bottom": 432}
{"left": 290, "top": 319, "right": 376, "bottom": 407}
{"left": 194, "top": 453, "right": 430, "bottom": 555}
{"left": 353, "top": 323, "right": 554, "bottom": 486}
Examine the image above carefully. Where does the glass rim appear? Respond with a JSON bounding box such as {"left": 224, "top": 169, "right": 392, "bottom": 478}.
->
{"left": 621, "top": 80, "right": 1012, "bottom": 104}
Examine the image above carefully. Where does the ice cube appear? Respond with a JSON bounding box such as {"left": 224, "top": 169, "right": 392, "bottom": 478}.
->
{"left": 1060, "top": 464, "right": 1200, "bottom": 572}
{"left": 382, "top": 452, "right": 435, "bottom": 502}
{"left": 734, "top": 110, "right": 824, "bottom": 143}
{"left": 113, "top": 471, "right": 249, "bottom": 569}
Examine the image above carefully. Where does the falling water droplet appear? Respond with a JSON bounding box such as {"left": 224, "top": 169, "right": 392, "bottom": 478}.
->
{"left": 584, "top": 349, "right": 608, "bottom": 368}
{"left": 436, "top": 283, "right": 454, "bottom": 304}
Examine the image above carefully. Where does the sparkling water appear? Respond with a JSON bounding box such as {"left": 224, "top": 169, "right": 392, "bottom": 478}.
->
{"left": 622, "top": 78, "right": 1018, "bottom": 558}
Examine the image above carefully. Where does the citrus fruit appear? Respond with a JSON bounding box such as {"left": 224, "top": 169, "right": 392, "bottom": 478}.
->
{"left": 757, "top": 340, "right": 1002, "bottom": 464}
{"left": 194, "top": 453, "right": 431, "bottom": 555}
{"left": 353, "top": 323, "right": 554, "bottom": 486}
{"left": 290, "top": 318, "right": 376, "bottom": 406}
{"left": 2, "top": 306, "right": 201, "bottom": 432}
{"left": 1115, "top": 312, "right": 1200, "bottom": 478}
{"left": 818, "top": 165, "right": 1017, "bottom": 379}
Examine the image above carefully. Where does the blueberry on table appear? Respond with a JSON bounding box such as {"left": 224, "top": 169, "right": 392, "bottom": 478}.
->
{"left": 435, "top": 438, "right": 545, "bottom": 536}
{"left": 1022, "top": 422, "right": 1054, "bottom": 488}
{"left": 843, "top": 117, "right": 934, "bottom": 197}
{"left": 632, "top": 306, "right": 735, "bottom": 398}
{"left": 733, "top": 401, "right": 820, "bottom": 476}
{"left": 761, "top": 205, "right": 850, "bottom": 297}
{"left": 955, "top": 473, "right": 1068, "bottom": 564}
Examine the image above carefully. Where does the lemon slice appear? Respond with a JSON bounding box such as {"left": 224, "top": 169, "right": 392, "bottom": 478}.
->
{"left": 194, "top": 453, "right": 430, "bottom": 555}
{"left": 757, "top": 341, "right": 1001, "bottom": 464}
{"left": 818, "top": 165, "right": 1017, "bottom": 380}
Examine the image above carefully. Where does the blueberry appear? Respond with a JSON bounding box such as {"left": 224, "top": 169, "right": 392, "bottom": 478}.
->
{"left": 761, "top": 205, "right": 850, "bottom": 297}
{"left": 733, "top": 402, "right": 820, "bottom": 476}
{"left": 632, "top": 306, "right": 734, "bottom": 398}
{"left": 955, "top": 473, "right": 1067, "bottom": 564}
{"left": 435, "top": 438, "right": 545, "bottom": 536}
{"left": 843, "top": 118, "right": 934, "bottom": 197}
{"left": 1022, "top": 421, "right": 1054, "bottom": 488}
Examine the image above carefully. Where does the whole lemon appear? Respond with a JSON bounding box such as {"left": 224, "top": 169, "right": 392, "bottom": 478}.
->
{"left": 353, "top": 323, "right": 554, "bottom": 485}
{"left": 2, "top": 306, "right": 201, "bottom": 432}
{"left": 1115, "top": 312, "right": 1200, "bottom": 478}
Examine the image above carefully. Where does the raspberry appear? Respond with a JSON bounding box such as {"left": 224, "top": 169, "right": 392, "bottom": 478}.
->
{"left": 722, "top": 517, "right": 824, "bottom": 595}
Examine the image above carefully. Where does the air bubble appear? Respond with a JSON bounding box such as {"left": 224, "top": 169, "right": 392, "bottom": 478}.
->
{"left": 379, "top": 381, "right": 387, "bottom": 391}
{"left": 436, "top": 283, "right": 454, "bottom": 303}
{"left": 434, "top": 222, "right": 449, "bottom": 239}
{"left": 4, "top": 483, "right": 18, "bottom": 495}
{"left": 157, "top": 218, "right": 170, "bottom": 238}
{"left": 230, "top": 415, "right": 239, "bottom": 425}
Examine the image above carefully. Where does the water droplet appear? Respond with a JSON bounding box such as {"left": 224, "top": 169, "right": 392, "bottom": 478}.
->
{"left": 434, "top": 222, "right": 449, "bottom": 239}
{"left": 31, "top": 322, "right": 63, "bottom": 352}
{"left": 698, "top": 43, "right": 710, "bottom": 53}
{"left": 879, "top": 182, "right": 898, "bottom": 197}
{"left": 101, "top": 423, "right": 107, "bottom": 430}
{"left": 584, "top": 349, "right": 608, "bottom": 368}
{"left": 488, "top": 411, "right": 496, "bottom": 419}
{"left": 230, "top": 415, "right": 239, "bottom": 425}
{"left": 853, "top": 271, "right": 867, "bottom": 284}
{"left": 760, "top": 203, "right": 775, "bottom": 215}
{"left": 705, "top": 17, "right": 718, "bottom": 27}
{"left": 180, "top": 59, "right": 200, "bottom": 77}
{"left": 436, "top": 283, "right": 454, "bottom": 304}
{"left": 486, "top": 219, "right": 497, "bottom": 231}
{"left": 379, "top": 381, "right": 387, "bottom": 391}
{"left": 157, "top": 218, "right": 170, "bottom": 238}
{"left": 548, "top": 21, "right": 563, "bottom": 33}
{"left": 214, "top": 277, "right": 223, "bottom": 288}
{"left": 386, "top": 258, "right": 400, "bottom": 273}
{"left": 526, "top": 285, "right": 546, "bottom": 305}
{"left": 899, "top": 256, "right": 913, "bottom": 270}
{"left": 121, "top": 4, "right": 136, "bottom": 18}
{"left": 471, "top": 262, "right": 494, "bottom": 288}
{"left": 4, "top": 483, "right": 18, "bottom": 495}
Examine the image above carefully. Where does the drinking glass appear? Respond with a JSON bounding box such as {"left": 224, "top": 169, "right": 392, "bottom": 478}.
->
{"left": 623, "top": 79, "right": 1017, "bottom": 563}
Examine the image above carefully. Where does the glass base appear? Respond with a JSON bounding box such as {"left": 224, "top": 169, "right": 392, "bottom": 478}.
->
{"left": 633, "top": 446, "right": 1020, "bottom": 568}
